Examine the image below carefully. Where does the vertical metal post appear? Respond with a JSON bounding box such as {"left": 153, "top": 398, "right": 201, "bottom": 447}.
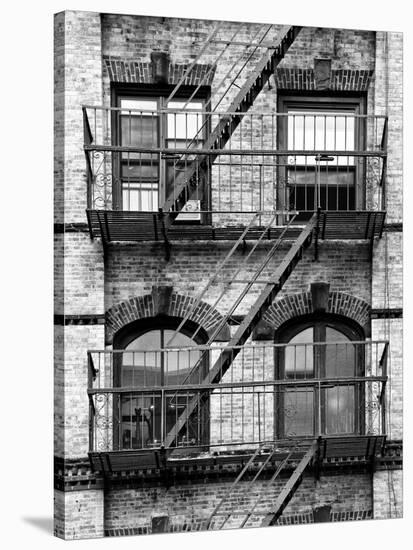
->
{"left": 161, "top": 388, "right": 165, "bottom": 448}
{"left": 382, "top": 343, "right": 388, "bottom": 436}
{"left": 259, "top": 164, "right": 263, "bottom": 226}
{"left": 315, "top": 154, "right": 321, "bottom": 210}
{"left": 315, "top": 153, "right": 334, "bottom": 211}
{"left": 317, "top": 381, "right": 322, "bottom": 436}
{"left": 89, "top": 397, "right": 94, "bottom": 453}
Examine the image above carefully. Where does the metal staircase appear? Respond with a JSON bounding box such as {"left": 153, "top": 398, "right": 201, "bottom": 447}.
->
{"left": 164, "top": 213, "right": 317, "bottom": 447}
{"left": 205, "top": 440, "right": 318, "bottom": 530}
{"left": 161, "top": 25, "right": 302, "bottom": 227}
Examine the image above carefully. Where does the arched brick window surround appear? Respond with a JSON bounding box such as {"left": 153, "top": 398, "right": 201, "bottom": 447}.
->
{"left": 263, "top": 291, "right": 370, "bottom": 332}
{"left": 103, "top": 56, "right": 216, "bottom": 86}
{"left": 105, "top": 288, "right": 230, "bottom": 344}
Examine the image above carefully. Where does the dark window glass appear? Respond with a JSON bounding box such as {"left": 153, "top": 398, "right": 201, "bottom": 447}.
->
{"left": 277, "top": 319, "right": 362, "bottom": 437}
{"left": 278, "top": 96, "right": 364, "bottom": 218}
{"left": 115, "top": 95, "right": 206, "bottom": 219}
{"left": 115, "top": 326, "right": 208, "bottom": 450}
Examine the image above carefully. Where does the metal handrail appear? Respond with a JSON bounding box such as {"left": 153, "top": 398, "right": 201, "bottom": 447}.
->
{"left": 82, "top": 105, "right": 389, "bottom": 120}
{"left": 87, "top": 339, "right": 389, "bottom": 355}
{"left": 88, "top": 376, "right": 388, "bottom": 395}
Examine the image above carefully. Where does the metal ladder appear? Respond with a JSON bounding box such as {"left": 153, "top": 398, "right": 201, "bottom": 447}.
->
{"left": 164, "top": 214, "right": 317, "bottom": 447}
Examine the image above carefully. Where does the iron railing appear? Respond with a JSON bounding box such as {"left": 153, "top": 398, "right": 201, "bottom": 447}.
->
{"left": 88, "top": 340, "right": 388, "bottom": 452}
{"left": 83, "top": 107, "right": 388, "bottom": 219}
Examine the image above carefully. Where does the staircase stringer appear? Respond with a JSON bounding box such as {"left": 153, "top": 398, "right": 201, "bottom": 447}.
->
{"left": 163, "top": 214, "right": 317, "bottom": 447}
{"left": 205, "top": 444, "right": 264, "bottom": 530}
{"left": 211, "top": 444, "right": 281, "bottom": 530}
{"left": 161, "top": 26, "right": 302, "bottom": 224}
{"left": 261, "top": 440, "right": 318, "bottom": 527}
{"left": 238, "top": 442, "right": 302, "bottom": 529}
{"left": 165, "top": 212, "right": 262, "bottom": 349}
{"left": 167, "top": 211, "right": 295, "bottom": 353}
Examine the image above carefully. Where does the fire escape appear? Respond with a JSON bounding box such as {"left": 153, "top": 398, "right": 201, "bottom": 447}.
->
{"left": 83, "top": 24, "right": 389, "bottom": 527}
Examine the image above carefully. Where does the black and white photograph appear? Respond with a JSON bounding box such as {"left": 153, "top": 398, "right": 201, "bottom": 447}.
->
{"left": 4, "top": 2, "right": 410, "bottom": 548}
{"left": 52, "top": 7, "right": 403, "bottom": 540}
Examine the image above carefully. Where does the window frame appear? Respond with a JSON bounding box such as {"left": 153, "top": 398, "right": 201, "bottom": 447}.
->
{"left": 277, "top": 93, "right": 366, "bottom": 215}
{"left": 274, "top": 313, "right": 365, "bottom": 439}
{"left": 112, "top": 315, "right": 210, "bottom": 450}
{"left": 111, "top": 84, "right": 211, "bottom": 222}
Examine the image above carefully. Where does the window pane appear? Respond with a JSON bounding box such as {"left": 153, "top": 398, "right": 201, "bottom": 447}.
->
{"left": 285, "top": 327, "right": 314, "bottom": 378}
{"left": 123, "top": 330, "right": 162, "bottom": 386}
{"left": 288, "top": 110, "right": 355, "bottom": 166}
{"left": 121, "top": 162, "right": 159, "bottom": 180}
{"left": 119, "top": 394, "right": 161, "bottom": 448}
{"left": 122, "top": 183, "right": 158, "bottom": 211}
{"left": 325, "top": 327, "right": 355, "bottom": 378}
{"left": 284, "top": 389, "right": 314, "bottom": 436}
{"left": 167, "top": 101, "right": 203, "bottom": 142}
{"left": 120, "top": 98, "right": 157, "bottom": 111}
{"left": 122, "top": 329, "right": 201, "bottom": 386}
{"left": 121, "top": 115, "right": 158, "bottom": 147}
{"left": 289, "top": 170, "right": 355, "bottom": 187}
{"left": 163, "top": 330, "right": 202, "bottom": 385}
{"left": 325, "top": 386, "right": 355, "bottom": 434}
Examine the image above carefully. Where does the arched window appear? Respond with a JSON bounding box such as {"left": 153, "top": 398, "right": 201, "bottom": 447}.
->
{"left": 113, "top": 316, "right": 209, "bottom": 450}
{"left": 275, "top": 315, "right": 364, "bottom": 438}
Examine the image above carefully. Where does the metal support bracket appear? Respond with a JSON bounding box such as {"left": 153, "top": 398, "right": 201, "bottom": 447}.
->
{"left": 313, "top": 436, "right": 322, "bottom": 480}
{"left": 369, "top": 214, "right": 377, "bottom": 262}
{"left": 96, "top": 211, "right": 108, "bottom": 257}
{"left": 159, "top": 210, "right": 172, "bottom": 261}
{"left": 313, "top": 208, "right": 321, "bottom": 262}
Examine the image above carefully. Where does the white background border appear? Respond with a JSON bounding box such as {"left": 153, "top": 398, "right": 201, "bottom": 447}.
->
{"left": 1, "top": 1, "right": 410, "bottom": 548}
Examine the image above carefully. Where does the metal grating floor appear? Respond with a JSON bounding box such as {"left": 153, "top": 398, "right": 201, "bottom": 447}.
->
{"left": 86, "top": 210, "right": 386, "bottom": 244}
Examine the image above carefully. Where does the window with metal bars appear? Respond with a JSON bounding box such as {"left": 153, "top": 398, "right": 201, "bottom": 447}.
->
{"left": 111, "top": 85, "right": 210, "bottom": 220}
{"left": 277, "top": 94, "right": 366, "bottom": 219}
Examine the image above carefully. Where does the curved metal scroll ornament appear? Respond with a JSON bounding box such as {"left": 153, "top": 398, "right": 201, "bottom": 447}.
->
{"left": 91, "top": 151, "right": 113, "bottom": 210}
{"left": 93, "top": 393, "right": 113, "bottom": 451}
{"left": 364, "top": 393, "right": 381, "bottom": 435}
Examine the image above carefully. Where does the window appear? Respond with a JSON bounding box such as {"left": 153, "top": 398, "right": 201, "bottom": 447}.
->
{"left": 113, "top": 317, "right": 209, "bottom": 450}
{"left": 278, "top": 95, "right": 365, "bottom": 218}
{"left": 275, "top": 316, "right": 364, "bottom": 438}
{"left": 112, "top": 85, "right": 210, "bottom": 220}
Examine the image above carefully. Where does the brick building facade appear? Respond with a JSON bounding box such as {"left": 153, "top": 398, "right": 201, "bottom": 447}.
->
{"left": 54, "top": 11, "right": 403, "bottom": 540}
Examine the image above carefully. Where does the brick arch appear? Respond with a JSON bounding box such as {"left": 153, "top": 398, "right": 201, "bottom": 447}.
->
{"left": 263, "top": 291, "right": 370, "bottom": 332}
{"left": 103, "top": 56, "right": 216, "bottom": 86}
{"left": 105, "top": 287, "right": 230, "bottom": 344}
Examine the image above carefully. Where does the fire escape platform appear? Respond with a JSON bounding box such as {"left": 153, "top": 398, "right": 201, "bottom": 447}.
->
{"left": 86, "top": 210, "right": 386, "bottom": 244}
{"left": 88, "top": 435, "right": 386, "bottom": 475}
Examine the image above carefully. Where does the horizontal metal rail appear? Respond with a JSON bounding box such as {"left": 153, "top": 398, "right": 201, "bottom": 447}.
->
{"left": 84, "top": 145, "right": 387, "bottom": 157}
{"left": 88, "top": 375, "right": 387, "bottom": 453}
{"left": 83, "top": 105, "right": 389, "bottom": 118}
{"left": 88, "top": 376, "right": 388, "bottom": 394}
{"left": 83, "top": 105, "right": 387, "bottom": 214}
{"left": 88, "top": 339, "right": 389, "bottom": 355}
